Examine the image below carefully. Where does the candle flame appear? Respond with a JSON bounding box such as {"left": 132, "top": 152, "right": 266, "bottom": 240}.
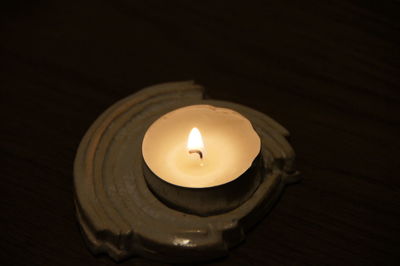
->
{"left": 187, "top": 127, "right": 204, "bottom": 151}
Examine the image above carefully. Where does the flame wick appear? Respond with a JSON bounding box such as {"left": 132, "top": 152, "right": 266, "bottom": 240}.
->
{"left": 187, "top": 127, "right": 204, "bottom": 160}
{"left": 188, "top": 149, "right": 203, "bottom": 159}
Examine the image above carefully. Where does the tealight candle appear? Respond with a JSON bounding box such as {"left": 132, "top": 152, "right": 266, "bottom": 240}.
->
{"left": 142, "top": 104, "right": 262, "bottom": 215}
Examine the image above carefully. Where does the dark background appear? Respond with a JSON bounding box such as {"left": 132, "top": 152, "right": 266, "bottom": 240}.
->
{"left": 1, "top": 1, "right": 399, "bottom": 265}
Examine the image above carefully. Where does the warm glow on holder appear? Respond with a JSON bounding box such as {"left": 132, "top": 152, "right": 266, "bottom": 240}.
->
{"left": 187, "top": 127, "right": 204, "bottom": 159}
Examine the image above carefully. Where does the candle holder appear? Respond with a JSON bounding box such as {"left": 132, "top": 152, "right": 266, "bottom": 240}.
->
{"left": 74, "top": 81, "right": 300, "bottom": 263}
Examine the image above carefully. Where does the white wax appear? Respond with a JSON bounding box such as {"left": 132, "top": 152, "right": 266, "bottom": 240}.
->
{"left": 142, "top": 105, "right": 261, "bottom": 188}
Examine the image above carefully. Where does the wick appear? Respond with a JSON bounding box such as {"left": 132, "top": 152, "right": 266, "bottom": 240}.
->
{"left": 189, "top": 149, "right": 203, "bottom": 159}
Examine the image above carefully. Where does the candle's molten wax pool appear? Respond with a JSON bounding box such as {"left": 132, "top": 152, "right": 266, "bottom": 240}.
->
{"left": 142, "top": 105, "right": 260, "bottom": 188}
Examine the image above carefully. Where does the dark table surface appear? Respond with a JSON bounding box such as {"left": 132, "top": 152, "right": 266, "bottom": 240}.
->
{"left": 1, "top": 1, "right": 399, "bottom": 265}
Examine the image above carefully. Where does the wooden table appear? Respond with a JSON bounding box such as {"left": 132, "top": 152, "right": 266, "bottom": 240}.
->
{"left": 1, "top": 1, "right": 399, "bottom": 265}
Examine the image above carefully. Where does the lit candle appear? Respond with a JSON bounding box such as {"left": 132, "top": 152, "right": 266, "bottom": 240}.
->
{"left": 142, "top": 105, "right": 261, "bottom": 188}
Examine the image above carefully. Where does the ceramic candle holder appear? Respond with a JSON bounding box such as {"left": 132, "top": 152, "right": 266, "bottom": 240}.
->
{"left": 74, "top": 81, "right": 300, "bottom": 263}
